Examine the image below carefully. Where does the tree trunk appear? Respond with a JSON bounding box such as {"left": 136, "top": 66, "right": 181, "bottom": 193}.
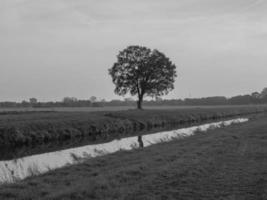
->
{"left": 137, "top": 95, "right": 143, "bottom": 109}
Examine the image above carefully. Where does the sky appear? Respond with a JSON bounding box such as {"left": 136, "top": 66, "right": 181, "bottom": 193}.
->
{"left": 0, "top": 0, "right": 267, "bottom": 102}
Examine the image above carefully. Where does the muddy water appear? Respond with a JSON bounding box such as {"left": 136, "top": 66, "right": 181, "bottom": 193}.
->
{"left": 0, "top": 118, "right": 248, "bottom": 184}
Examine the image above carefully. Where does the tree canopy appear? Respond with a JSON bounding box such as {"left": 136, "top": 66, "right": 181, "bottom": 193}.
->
{"left": 109, "top": 45, "right": 177, "bottom": 109}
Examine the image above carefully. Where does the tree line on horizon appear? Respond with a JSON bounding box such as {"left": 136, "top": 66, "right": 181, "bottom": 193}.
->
{"left": 0, "top": 87, "right": 266, "bottom": 108}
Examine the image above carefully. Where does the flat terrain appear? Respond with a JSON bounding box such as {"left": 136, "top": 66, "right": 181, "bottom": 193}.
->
{"left": 0, "top": 106, "right": 136, "bottom": 113}
{"left": 1, "top": 114, "right": 267, "bottom": 199}
{"left": 1, "top": 104, "right": 267, "bottom": 113}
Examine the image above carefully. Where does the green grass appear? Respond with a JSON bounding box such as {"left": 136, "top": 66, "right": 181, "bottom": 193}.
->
{"left": 1, "top": 114, "right": 267, "bottom": 199}
{"left": 0, "top": 105, "right": 267, "bottom": 147}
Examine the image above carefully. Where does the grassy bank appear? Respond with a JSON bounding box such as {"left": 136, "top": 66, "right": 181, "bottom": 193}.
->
{"left": 0, "top": 105, "right": 267, "bottom": 147}
{"left": 1, "top": 114, "right": 267, "bottom": 199}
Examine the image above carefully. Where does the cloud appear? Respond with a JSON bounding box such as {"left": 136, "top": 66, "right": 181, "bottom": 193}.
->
{"left": 0, "top": 0, "right": 267, "bottom": 101}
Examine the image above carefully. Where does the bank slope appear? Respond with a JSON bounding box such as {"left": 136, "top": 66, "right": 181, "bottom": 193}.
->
{"left": 0, "top": 115, "right": 267, "bottom": 199}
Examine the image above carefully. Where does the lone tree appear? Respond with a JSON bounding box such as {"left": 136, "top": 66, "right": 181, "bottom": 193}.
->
{"left": 109, "top": 45, "right": 177, "bottom": 109}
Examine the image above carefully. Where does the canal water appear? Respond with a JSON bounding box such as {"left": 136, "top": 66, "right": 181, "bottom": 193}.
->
{"left": 0, "top": 118, "right": 248, "bottom": 184}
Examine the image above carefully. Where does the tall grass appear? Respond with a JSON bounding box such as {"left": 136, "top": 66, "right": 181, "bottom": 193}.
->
{"left": 0, "top": 106, "right": 266, "bottom": 147}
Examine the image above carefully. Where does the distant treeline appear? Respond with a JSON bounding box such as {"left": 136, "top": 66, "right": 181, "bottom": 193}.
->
{"left": 1, "top": 88, "right": 267, "bottom": 108}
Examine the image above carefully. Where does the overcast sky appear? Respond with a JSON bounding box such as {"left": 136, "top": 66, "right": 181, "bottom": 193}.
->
{"left": 0, "top": 0, "right": 267, "bottom": 101}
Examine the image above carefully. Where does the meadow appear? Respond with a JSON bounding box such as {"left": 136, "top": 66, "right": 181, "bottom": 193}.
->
{"left": 0, "top": 104, "right": 267, "bottom": 113}
{"left": 0, "top": 105, "right": 267, "bottom": 148}
{"left": 0, "top": 112, "right": 266, "bottom": 199}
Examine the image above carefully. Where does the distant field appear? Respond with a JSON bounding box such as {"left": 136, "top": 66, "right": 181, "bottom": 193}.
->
{"left": 0, "top": 106, "right": 136, "bottom": 113}
{"left": 1, "top": 113, "right": 267, "bottom": 199}
{"left": 0, "top": 105, "right": 266, "bottom": 148}
{"left": 1, "top": 104, "right": 267, "bottom": 113}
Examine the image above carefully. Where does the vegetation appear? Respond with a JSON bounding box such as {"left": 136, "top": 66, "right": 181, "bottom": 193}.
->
{"left": 0, "top": 106, "right": 266, "bottom": 147}
{"left": 1, "top": 87, "right": 267, "bottom": 108}
{"left": 109, "top": 45, "right": 177, "bottom": 109}
{"left": 1, "top": 114, "right": 267, "bottom": 199}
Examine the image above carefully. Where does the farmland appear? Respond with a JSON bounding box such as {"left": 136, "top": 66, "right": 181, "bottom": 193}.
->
{"left": 0, "top": 104, "right": 267, "bottom": 113}
{"left": 0, "top": 105, "right": 266, "bottom": 149}
{"left": 0, "top": 112, "right": 267, "bottom": 199}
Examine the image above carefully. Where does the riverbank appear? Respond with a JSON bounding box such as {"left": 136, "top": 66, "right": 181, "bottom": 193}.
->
{"left": 1, "top": 114, "right": 267, "bottom": 199}
{"left": 0, "top": 105, "right": 266, "bottom": 148}
{"left": 0, "top": 118, "right": 248, "bottom": 184}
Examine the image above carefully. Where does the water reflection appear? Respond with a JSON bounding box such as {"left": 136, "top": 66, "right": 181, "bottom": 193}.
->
{"left": 0, "top": 118, "right": 248, "bottom": 184}
{"left": 138, "top": 135, "right": 144, "bottom": 148}
{"left": 0, "top": 118, "right": 228, "bottom": 160}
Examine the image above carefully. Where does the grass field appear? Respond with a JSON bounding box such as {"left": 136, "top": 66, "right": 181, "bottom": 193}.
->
{"left": 0, "top": 106, "right": 136, "bottom": 113}
{"left": 0, "top": 105, "right": 266, "bottom": 147}
{"left": 1, "top": 104, "right": 267, "bottom": 113}
{"left": 1, "top": 114, "right": 266, "bottom": 199}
